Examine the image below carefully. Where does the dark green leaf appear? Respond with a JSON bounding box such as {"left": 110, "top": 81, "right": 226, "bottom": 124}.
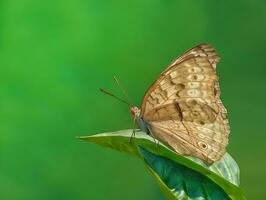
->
{"left": 140, "top": 147, "right": 229, "bottom": 200}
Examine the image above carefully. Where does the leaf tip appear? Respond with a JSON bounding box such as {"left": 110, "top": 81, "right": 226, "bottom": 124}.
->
{"left": 76, "top": 136, "right": 89, "bottom": 140}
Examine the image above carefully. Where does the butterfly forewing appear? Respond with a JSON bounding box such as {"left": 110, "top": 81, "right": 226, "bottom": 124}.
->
{"left": 140, "top": 44, "right": 230, "bottom": 164}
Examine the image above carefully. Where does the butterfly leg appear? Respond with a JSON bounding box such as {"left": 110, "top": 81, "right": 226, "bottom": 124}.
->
{"left": 129, "top": 129, "right": 135, "bottom": 143}
{"left": 147, "top": 127, "right": 159, "bottom": 148}
{"left": 129, "top": 118, "right": 137, "bottom": 143}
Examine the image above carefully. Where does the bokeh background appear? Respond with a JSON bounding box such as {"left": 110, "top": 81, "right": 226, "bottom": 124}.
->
{"left": 1, "top": 1, "right": 266, "bottom": 199}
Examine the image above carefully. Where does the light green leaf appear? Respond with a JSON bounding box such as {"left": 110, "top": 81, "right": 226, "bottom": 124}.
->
{"left": 78, "top": 129, "right": 246, "bottom": 200}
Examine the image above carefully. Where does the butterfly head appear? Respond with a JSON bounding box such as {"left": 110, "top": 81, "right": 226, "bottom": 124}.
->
{"left": 130, "top": 106, "right": 141, "bottom": 119}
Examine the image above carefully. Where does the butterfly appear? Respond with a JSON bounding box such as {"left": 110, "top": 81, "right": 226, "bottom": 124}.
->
{"left": 101, "top": 44, "right": 230, "bottom": 164}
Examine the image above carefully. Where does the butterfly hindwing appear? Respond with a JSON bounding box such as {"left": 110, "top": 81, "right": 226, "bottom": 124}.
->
{"left": 149, "top": 119, "right": 227, "bottom": 164}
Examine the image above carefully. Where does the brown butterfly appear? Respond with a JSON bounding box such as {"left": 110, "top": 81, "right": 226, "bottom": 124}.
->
{"left": 101, "top": 44, "right": 230, "bottom": 164}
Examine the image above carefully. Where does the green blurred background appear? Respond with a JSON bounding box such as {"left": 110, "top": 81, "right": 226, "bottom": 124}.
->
{"left": 1, "top": 1, "right": 266, "bottom": 199}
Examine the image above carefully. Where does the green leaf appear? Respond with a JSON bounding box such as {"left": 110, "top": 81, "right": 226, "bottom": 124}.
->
{"left": 140, "top": 147, "right": 229, "bottom": 200}
{"left": 78, "top": 129, "right": 246, "bottom": 200}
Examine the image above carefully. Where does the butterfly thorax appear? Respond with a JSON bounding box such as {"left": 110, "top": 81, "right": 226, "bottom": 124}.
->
{"left": 130, "top": 106, "right": 149, "bottom": 133}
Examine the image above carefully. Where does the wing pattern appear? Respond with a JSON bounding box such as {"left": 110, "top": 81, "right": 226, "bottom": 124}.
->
{"left": 141, "top": 44, "right": 230, "bottom": 164}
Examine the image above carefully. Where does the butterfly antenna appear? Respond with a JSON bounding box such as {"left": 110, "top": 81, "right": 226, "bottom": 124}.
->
{"left": 99, "top": 88, "right": 131, "bottom": 106}
{"left": 113, "top": 75, "right": 134, "bottom": 106}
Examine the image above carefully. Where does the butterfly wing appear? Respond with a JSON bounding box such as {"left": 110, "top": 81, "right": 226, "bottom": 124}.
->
{"left": 140, "top": 44, "right": 230, "bottom": 164}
